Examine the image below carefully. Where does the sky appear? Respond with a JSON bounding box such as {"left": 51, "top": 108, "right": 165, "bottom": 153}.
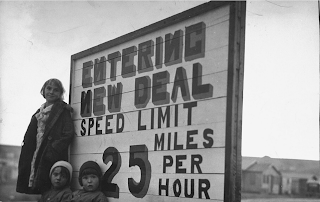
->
{"left": 0, "top": 0, "right": 319, "bottom": 161}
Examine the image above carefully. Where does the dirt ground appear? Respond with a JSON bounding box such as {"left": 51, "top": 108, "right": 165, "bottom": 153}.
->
{"left": 241, "top": 192, "right": 320, "bottom": 202}
{"left": 1, "top": 185, "right": 319, "bottom": 202}
{"left": 0, "top": 184, "right": 40, "bottom": 201}
{"left": 242, "top": 199, "right": 319, "bottom": 202}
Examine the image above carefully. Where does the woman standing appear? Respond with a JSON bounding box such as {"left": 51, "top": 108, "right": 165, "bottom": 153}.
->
{"left": 16, "top": 78, "right": 75, "bottom": 194}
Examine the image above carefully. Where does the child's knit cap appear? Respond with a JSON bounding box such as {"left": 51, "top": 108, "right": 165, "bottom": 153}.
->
{"left": 78, "top": 161, "right": 102, "bottom": 186}
{"left": 49, "top": 161, "right": 73, "bottom": 183}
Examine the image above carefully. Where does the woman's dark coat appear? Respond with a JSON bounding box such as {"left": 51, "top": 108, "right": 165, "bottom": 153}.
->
{"left": 16, "top": 101, "right": 75, "bottom": 194}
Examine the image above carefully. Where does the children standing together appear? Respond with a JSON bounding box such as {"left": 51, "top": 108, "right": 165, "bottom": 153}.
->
{"left": 40, "top": 160, "right": 108, "bottom": 202}
{"left": 16, "top": 78, "right": 109, "bottom": 202}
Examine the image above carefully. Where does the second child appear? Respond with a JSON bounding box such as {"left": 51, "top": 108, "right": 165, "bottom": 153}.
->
{"left": 69, "top": 161, "right": 108, "bottom": 202}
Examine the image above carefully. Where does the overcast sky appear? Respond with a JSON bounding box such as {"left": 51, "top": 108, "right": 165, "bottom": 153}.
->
{"left": 0, "top": 0, "right": 319, "bottom": 161}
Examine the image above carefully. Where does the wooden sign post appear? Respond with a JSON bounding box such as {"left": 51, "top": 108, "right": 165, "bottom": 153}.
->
{"left": 69, "top": 2, "right": 246, "bottom": 201}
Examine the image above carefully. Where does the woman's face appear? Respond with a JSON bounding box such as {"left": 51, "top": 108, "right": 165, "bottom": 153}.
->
{"left": 44, "top": 82, "right": 61, "bottom": 105}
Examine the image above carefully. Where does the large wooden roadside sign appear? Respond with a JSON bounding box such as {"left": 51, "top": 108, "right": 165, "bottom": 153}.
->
{"left": 69, "top": 1, "right": 246, "bottom": 201}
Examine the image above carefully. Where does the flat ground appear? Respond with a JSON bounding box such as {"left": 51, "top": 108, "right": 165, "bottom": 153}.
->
{"left": 242, "top": 199, "right": 319, "bottom": 202}
{"left": 1, "top": 184, "right": 319, "bottom": 201}
{"left": 241, "top": 192, "right": 319, "bottom": 202}
{"left": 0, "top": 184, "right": 40, "bottom": 201}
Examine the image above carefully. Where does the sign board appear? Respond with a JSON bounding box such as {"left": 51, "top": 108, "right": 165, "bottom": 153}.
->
{"left": 69, "top": 2, "right": 246, "bottom": 201}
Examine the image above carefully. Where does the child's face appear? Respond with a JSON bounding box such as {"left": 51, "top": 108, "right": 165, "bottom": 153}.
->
{"left": 44, "top": 82, "right": 62, "bottom": 104}
{"left": 82, "top": 174, "right": 99, "bottom": 192}
{"left": 51, "top": 167, "right": 68, "bottom": 190}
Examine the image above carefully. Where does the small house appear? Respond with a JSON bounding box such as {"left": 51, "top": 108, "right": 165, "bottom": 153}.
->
{"left": 281, "top": 172, "right": 314, "bottom": 195}
{"left": 242, "top": 162, "right": 281, "bottom": 194}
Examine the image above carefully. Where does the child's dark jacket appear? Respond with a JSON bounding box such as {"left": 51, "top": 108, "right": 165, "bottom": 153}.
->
{"left": 16, "top": 101, "right": 75, "bottom": 194}
{"left": 39, "top": 186, "right": 72, "bottom": 202}
{"left": 69, "top": 190, "right": 108, "bottom": 202}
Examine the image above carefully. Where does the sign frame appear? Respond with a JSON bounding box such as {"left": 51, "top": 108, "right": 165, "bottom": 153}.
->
{"left": 69, "top": 1, "right": 246, "bottom": 201}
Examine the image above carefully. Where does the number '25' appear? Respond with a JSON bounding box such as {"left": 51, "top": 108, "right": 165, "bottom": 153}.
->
{"left": 101, "top": 144, "right": 151, "bottom": 198}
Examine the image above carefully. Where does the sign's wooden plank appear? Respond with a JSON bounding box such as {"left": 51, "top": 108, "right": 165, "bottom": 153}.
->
{"left": 70, "top": 122, "right": 225, "bottom": 154}
{"left": 70, "top": 147, "right": 225, "bottom": 174}
{"left": 72, "top": 98, "right": 227, "bottom": 136}
{"left": 71, "top": 173, "right": 224, "bottom": 201}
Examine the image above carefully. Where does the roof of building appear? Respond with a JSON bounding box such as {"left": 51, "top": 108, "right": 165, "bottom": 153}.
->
{"left": 243, "top": 156, "right": 320, "bottom": 176}
{"left": 244, "top": 161, "right": 281, "bottom": 176}
{"left": 281, "top": 172, "right": 315, "bottom": 179}
{"left": 246, "top": 163, "right": 271, "bottom": 172}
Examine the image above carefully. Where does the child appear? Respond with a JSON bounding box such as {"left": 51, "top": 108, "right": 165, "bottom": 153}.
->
{"left": 39, "top": 161, "right": 73, "bottom": 202}
{"left": 69, "top": 161, "right": 108, "bottom": 202}
{"left": 16, "top": 78, "right": 75, "bottom": 194}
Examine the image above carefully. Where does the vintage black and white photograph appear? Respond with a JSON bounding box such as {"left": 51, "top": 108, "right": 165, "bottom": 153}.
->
{"left": 0, "top": 1, "right": 319, "bottom": 201}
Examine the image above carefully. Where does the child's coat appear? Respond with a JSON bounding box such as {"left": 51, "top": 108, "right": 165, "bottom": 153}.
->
{"left": 39, "top": 186, "right": 72, "bottom": 202}
{"left": 69, "top": 190, "right": 108, "bottom": 202}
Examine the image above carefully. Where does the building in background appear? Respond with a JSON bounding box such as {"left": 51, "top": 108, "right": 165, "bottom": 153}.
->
{"left": 281, "top": 172, "right": 312, "bottom": 195}
{"left": 0, "top": 145, "right": 40, "bottom": 201}
{"left": 242, "top": 156, "right": 320, "bottom": 197}
{"left": 242, "top": 162, "right": 281, "bottom": 194}
{"left": 0, "top": 144, "right": 20, "bottom": 184}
